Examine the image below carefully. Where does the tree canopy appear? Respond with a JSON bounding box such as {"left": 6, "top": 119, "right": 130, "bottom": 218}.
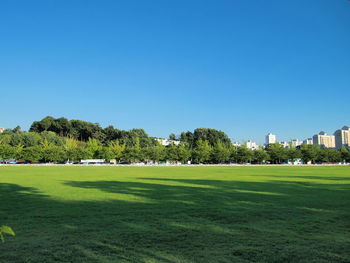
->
{"left": 0, "top": 116, "right": 348, "bottom": 164}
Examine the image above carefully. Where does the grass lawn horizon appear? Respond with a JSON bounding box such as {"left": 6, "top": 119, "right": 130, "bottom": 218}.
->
{"left": 0, "top": 166, "right": 349, "bottom": 263}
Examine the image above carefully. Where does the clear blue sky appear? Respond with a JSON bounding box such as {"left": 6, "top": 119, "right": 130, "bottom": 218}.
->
{"left": 0, "top": 0, "right": 349, "bottom": 143}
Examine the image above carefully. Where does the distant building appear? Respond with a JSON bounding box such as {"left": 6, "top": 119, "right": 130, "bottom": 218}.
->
{"left": 334, "top": 126, "right": 350, "bottom": 150}
{"left": 155, "top": 138, "right": 180, "bottom": 146}
{"left": 232, "top": 141, "right": 241, "bottom": 147}
{"left": 280, "top": 141, "right": 289, "bottom": 148}
{"left": 303, "top": 138, "right": 313, "bottom": 145}
{"left": 290, "top": 139, "right": 302, "bottom": 148}
{"left": 265, "top": 133, "right": 276, "bottom": 145}
{"left": 0, "top": 128, "right": 5, "bottom": 133}
{"left": 245, "top": 140, "right": 259, "bottom": 150}
{"left": 313, "top": 131, "right": 335, "bottom": 148}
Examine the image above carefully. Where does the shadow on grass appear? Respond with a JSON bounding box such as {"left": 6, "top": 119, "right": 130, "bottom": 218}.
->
{"left": 0, "top": 178, "right": 349, "bottom": 263}
{"left": 262, "top": 175, "right": 350, "bottom": 181}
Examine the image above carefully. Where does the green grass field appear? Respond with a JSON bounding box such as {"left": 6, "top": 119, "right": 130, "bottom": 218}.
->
{"left": 0, "top": 166, "right": 349, "bottom": 263}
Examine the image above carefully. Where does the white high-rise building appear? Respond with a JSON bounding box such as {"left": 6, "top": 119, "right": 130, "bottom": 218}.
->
{"left": 313, "top": 131, "right": 335, "bottom": 148}
{"left": 290, "top": 139, "right": 302, "bottom": 148}
{"left": 334, "top": 126, "right": 350, "bottom": 150}
{"left": 245, "top": 140, "right": 259, "bottom": 150}
{"left": 265, "top": 133, "right": 276, "bottom": 145}
{"left": 0, "top": 128, "right": 5, "bottom": 133}
{"left": 303, "top": 138, "right": 313, "bottom": 145}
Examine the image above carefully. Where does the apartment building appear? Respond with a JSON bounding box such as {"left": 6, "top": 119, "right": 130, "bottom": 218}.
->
{"left": 245, "top": 140, "right": 259, "bottom": 150}
{"left": 265, "top": 133, "right": 276, "bottom": 145}
{"left": 334, "top": 126, "right": 350, "bottom": 150}
{"left": 303, "top": 138, "right": 313, "bottom": 145}
{"left": 312, "top": 131, "right": 335, "bottom": 148}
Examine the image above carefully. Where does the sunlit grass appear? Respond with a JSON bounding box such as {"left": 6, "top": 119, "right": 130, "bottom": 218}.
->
{"left": 0, "top": 166, "right": 349, "bottom": 262}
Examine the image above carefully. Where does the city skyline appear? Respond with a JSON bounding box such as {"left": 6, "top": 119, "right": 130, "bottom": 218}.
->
{"left": 1, "top": 120, "right": 348, "bottom": 146}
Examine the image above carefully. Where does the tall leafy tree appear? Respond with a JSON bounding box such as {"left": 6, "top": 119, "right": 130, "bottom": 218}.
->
{"left": 211, "top": 141, "right": 230, "bottom": 163}
{"left": 168, "top": 133, "right": 177, "bottom": 140}
{"left": 107, "top": 141, "right": 126, "bottom": 162}
{"left": 192, "top": 139, "right": 212, "bottom": 164}
{"left": 300, "top": 145, "right": 319, "bottom": 164}
{"left": 287, "top": 147, "right": 302, "bottom": 161}
{"left": 166, "top": 144, "right": 179, "bottom": 163}
{"left": 41, "top": 140, "right": 66, "bottom": 163}
{"left": 29, "top": 116, "right": 55, "bottom": 133}
{"left": 193, "top": 128, "right": 231, "bottom": 147}
{"left": 64, "top": 138, "right": 83, "bottom": 162}
{"left": 233, "top": 146, "right": 254, "bottom": 163}
{"left": 180, "top": 131, "right": 195, "bottom": 148}
{"left": 325, "top": 149, "right": 341, "bottom": 163}
{"left": 253, "top": 149, "right": 269, "bottom": 164}
{"left": 123, "top": 137, "right": 143, "bottom": 162}
{"left": 265, "top": 143, "right": 288, "bottom": 164}
{"left": 41, "top": 131, "right": 65, "bottom": 146}
{"left": 340, "top": 147, "right": 350, "bottom": 162}
{"left": 20, "top": 146, "right": 42, "bottom": 162}
{"left": 0, "top": 144, "right": 16, "bottom": 160}
{"left": 146, "top": 144, "right": 166, "bottom": 163}
{"left": 85, "top": 138, "right": 103, "bottom": 159}
{"left": 177, "top": 143, "right": 191, "bottom": 164}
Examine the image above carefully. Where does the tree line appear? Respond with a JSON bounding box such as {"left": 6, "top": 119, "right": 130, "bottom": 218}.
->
{"left": 0, "top": 116, "right": 349, "bottom": 164}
